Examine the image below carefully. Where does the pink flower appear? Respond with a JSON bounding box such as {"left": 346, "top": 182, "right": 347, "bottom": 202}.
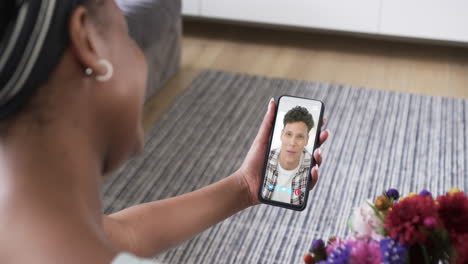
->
{"left": 325, "top": 238, "right": 382, "bottom": 264}
{"left": 348, "top": 239, "right": 382, "bottom": 264}
{"left": 349, "top": 201, "right": 384, "bottom": 240}
{"left": 423, "top": 217, "right": 437, "bottom": 230}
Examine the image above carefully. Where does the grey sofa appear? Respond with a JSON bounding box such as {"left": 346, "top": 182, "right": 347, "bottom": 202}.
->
{"left": 116, "top": 0, "right": 182, "bottom": 100}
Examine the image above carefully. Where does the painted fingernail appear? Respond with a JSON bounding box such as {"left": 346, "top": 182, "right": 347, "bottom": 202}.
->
{"left": 318, "top": 148, "right": 322, "bottom": 155}
{"left": 326, "top": 129, "right": 331, "bottom": 137}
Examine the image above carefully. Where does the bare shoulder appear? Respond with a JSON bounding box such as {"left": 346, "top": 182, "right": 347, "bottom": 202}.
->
{"left": 0, "top": 216, "right": 117, "bottom": 264}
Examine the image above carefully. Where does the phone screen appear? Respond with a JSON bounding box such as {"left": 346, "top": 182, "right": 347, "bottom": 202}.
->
{"left": 259, "top": 95, "right": 324, "bottom": 210}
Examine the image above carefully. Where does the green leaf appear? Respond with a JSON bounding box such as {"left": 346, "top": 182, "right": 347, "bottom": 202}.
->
{"left": 375, "top": 226, "right": 386, "bottom": 236}
{"left": 348, "top": 215, "right": 354, "bottom": 230}
{"left": 366, "top": 201, "right": 385, "bottom": 223}
{"left": 420, "top": 244, "right": 430, "bottom": 264}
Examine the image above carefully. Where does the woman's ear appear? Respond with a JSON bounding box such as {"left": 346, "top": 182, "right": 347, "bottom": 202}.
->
{"left": 68, "top": 6, "right": 106, "bottom": 76}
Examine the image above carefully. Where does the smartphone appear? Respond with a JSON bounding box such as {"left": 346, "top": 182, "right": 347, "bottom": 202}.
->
{"left": 258, "top": 95, "right": 325, "bottom": 211}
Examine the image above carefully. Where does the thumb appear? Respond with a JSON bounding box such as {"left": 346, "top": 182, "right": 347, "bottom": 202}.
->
{"left": 254, "top": 98, "right": 276, "bottom": 146}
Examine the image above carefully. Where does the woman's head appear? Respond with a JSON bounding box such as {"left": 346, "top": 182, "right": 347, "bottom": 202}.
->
{"left": 0, "top": 0, "right": 148, "bottom": 174}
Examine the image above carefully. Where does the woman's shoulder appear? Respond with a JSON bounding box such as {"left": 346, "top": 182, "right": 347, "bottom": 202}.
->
{"left": 112, "top": 253, "right": 160, "bottom": 264}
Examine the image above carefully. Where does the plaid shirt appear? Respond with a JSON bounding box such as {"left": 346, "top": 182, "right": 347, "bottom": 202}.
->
{"left": 262, "top": 148, "right": 312, "bottom": 205}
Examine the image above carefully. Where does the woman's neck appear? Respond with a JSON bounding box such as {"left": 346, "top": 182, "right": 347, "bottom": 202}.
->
{"left": 0, "top": 115, "right": 106, "bottom": 233}
{"left": 0, "top": 119, "right": 117, "bottom": 262}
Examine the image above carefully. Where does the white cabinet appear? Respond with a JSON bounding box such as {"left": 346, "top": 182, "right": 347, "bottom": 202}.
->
{"left": 380, "top": 0, "right": 468, "bottom": 43}
{"left": 182, "top": 0, "right": 200, "bottom": 16}
{"left": 182, "top": 0, "right": 468, "bottom": 44}
{"left": 307, "top": 0, "right": 380, "bottom": 33}
{"left": 200, "top": 0, "right": 380, "bottom": 34}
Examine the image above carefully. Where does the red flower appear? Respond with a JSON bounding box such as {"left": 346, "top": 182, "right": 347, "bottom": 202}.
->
{"left": 437, "top": 192, "right": 468, "bottom": 241}
{"left": 303, "top": 254, "right": 315, "bottom": 264}
{"left": 454, "top": 234, "right": 468, "bottom": 264}
{"left": 385, "top": 195, "right": 440, "bottom": 246}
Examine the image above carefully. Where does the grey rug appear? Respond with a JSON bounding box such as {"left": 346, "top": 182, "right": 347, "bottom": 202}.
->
{"left": 102, "top": 70, "right": 468, "bottom": 264}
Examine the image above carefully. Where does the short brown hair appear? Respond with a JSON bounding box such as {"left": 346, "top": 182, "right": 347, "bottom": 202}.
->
{"left": 283, "top": 106, "right": 315, "bottom": 132}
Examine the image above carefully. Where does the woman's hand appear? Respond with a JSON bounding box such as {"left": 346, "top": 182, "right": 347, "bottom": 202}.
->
{"left": 104, "top": 98, "right": 329, "bottom": 256}
{"left": 236, "top": 98, "right": 330, "bottom": 206}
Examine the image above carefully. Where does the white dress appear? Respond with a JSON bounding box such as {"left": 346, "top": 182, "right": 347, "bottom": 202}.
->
{"left": 112, "top": 253, "right": 160, "bottom": 264}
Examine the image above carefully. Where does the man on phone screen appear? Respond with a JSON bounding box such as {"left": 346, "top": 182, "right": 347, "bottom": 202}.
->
{"left": 262, "top": 106, "right": 314, "bottom": 205}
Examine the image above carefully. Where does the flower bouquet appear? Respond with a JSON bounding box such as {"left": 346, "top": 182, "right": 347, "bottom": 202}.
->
{"left": 303, "top": 188, "right": 468, "bottom": 264}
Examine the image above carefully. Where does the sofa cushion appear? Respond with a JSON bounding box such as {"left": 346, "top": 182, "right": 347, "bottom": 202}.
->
{"left": 116, "top": 0, "right": 182, "bottom": 99}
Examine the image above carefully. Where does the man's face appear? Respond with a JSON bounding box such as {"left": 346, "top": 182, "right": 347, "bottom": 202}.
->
{"left": 280, "top": 122, "right": 309, "bottom": 164}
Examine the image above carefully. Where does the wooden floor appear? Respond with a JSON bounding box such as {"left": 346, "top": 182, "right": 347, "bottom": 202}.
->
{"left": 143, "top": 20, "right": 468, "bottom": 131}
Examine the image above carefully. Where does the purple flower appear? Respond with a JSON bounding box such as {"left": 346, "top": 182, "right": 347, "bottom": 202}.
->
{"left": 311, "top": 239, "right": 325, "bottom": 251}
{"left": 419, "top": 190, "right": 432, "bottom": 197}
{"left": 379, "top": 238, "right": 407, "bottom": 264}
{"left": 318, "top": 244, "right": 351, "bottom": 264}
{"left": 385, "top": 189, "right": 400, "bottom": 200}
{"left": 311, "top": 239, "right": 327, "bottom": 261}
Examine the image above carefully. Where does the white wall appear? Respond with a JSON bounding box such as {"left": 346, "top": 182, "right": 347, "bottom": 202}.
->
{"left": 200, "top": 0, "right": 380, "bottom": 34}
{"left": 380, "top": 0, "right": 468, "bottom": 43}
{"left": 182, "top": 0, "right": 200, "bottom": 16}
{"left": 183, "top": 0, "right": 468, "bottom": 44}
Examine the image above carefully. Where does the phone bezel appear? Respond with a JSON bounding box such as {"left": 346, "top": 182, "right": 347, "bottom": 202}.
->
{"left": 258, "top": 95, "right": 325, "bottom": 211}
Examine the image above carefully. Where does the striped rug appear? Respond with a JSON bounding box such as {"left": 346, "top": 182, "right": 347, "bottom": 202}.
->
{"left": 102, "top": 70, "right": 468, "bottom": 264}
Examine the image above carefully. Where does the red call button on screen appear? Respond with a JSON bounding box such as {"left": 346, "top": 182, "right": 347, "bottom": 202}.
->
{"left": 294, "top": 189, "right": 301, "bottom": 196}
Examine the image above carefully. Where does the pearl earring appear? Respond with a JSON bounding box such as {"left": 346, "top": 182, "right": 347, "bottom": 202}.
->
{"left": 85, "top": 68, "right": 93, "bottom": 76}
{"left": 96, "top": 59, "right": 114, "bottom": 82}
